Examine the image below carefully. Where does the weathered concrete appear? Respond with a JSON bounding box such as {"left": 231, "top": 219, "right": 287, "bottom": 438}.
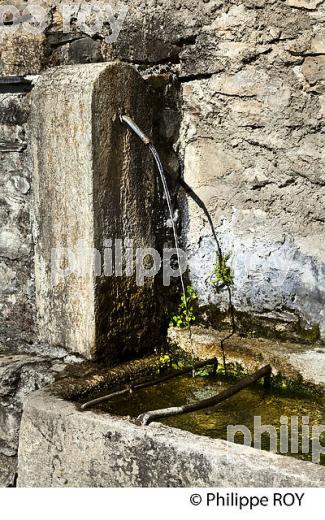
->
{"left": 18, "top": 389, "right": 325, "bottom": 487}
{"left": 31, "top": 62, "right": 161, "bottom": 360}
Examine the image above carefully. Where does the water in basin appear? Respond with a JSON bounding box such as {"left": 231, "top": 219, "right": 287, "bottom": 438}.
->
{"left": 94, "top": 373, "right": 325, "bottom": 465}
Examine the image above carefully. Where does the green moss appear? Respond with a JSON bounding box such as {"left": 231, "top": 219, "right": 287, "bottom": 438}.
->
{"left": 298, "top": 323, "right": 320, "bottom": 343}
{"left": 208, "top": 361, "right": 323, "bottom": 399}
{"left": 210, "top": 253, "right": 234, "bottom": 287}
{"left": 216, "top": 361, "right": 246, "bottom": 380}
{"left": 269, "top": 372, "right": 324, "bottom": 399}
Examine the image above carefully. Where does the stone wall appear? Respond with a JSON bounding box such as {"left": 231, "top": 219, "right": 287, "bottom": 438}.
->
{"left": 0, "top": 0, "right": 324, "bottom": 489}
{"left": 0, "top": 80, "right": 34, "bottom": 336}
{"left": 0, "top": 0, "right": 324, "bottom": 342}
{"left": 178, "top": 1, "right": 325, "bottom": 341}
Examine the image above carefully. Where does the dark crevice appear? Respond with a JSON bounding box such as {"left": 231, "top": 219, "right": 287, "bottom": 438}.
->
{"left": 289, "top": 171, "right": 325, "bottom": 187}
{"left": 121, "top": 55, "right": 181, "bottom": 66}
{"left": 174, "top": 34, "right": 198, "bottom": 47}
{"left": 289, "top": 51, "right": 325, "bottom": 57}
{"left": 240, "top": 124, "right": 265, "bottom": 129}
{"left": 0, "top": 141, "right": 27, "bottom": 152}
{"left": 251, "top": 180, "right": 274, "bottom": 190}
{"left": 242, "top": 48, "right": 272, "bottom": 65}
{"left": 214, "top": 91, "right": 256, "bottom": 99}
{"left": 0, "top": 77, "right": 33, "bottom": 94}
{"left": 46, "top": 33, "right": 85, "bottom": 49}
{"left": 179, "top": 72, "right": 215, "bottom": 83}
{"left": 284, "top": 3, "right": 324, "bottom": 12}
{"left": 7, "top": 472, "right": 18, "bottom": 488}
{"left": 243, "top": 138, "right": 275, "bottom": 152}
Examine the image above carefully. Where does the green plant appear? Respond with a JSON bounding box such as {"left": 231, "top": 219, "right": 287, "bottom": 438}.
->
{"left": 211, "top": 253, "right": 234, "bottom": 287}
{"left": 169, "top": 286, "right": 198, "bottom": 328}
{"left": 159, "top": 354, "right": 171, "bottom": 366}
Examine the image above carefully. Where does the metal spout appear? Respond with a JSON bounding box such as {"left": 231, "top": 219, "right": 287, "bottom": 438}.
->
{"left": 120, "top": 114, "right": 151, "bottom": 145}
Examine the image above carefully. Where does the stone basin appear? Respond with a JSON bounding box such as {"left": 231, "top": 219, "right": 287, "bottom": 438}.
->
{"left": 17, "top": 352, "right": 325, "bottom": 487}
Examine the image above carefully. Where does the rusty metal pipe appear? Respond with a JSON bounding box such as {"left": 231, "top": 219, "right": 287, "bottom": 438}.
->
{"left": 120, "top": 114, "right": 151, "bottom": 145}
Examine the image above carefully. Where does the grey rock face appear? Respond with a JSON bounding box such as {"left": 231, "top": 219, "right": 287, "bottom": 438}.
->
{"left": 0, "top": 89, "right": 34, "bottom": 334}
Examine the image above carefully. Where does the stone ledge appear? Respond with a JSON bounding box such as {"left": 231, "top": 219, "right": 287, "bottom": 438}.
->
{"left": 169, "top": 326, "right": 325, "bottom": 391}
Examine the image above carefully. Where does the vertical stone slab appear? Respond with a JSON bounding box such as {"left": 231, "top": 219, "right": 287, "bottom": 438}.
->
{"left": 31, "top": 62, "right": 160, "bottom": 360}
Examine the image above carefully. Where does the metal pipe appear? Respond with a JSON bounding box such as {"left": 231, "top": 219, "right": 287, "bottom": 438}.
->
{"left": 120, "top": 114, "right": 151, "bottom": 145}
{"left": 120, "top": 113, "right": 196, "bottom": 376}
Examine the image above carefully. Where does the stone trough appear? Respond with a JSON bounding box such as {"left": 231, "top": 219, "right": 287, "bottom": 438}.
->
{"left": 17, "top": 354, "right": 325, "bottom": 487}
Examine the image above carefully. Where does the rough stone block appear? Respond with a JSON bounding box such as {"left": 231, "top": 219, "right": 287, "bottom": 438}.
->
{"left": 0, "top": 353, "right": 55, "bottom": 399}
{"left": 0, "top": 87, "right": 34, "bottom": 334}
{"left": 0, "top": 34, "right": 45, "bottom": 76}
{"left": 0, "top": 94, "right": 29, "bottom": 126}
{"left": 303, "top": 56, "right": 325, "bottom": 92}
{"left": 0, "top": 340, "right": 76, "bottom": 480}
{"left": 0, "top": 402, "right": 20, "bottom": 450}
{"left": 310, "top": 31, "right": 325, "bottom": 54}
{"left": 31, "top": 63, "right": 161, "bottom": 360}
{"left": 286, "top": 0, "right": 323, "bottom": 8}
